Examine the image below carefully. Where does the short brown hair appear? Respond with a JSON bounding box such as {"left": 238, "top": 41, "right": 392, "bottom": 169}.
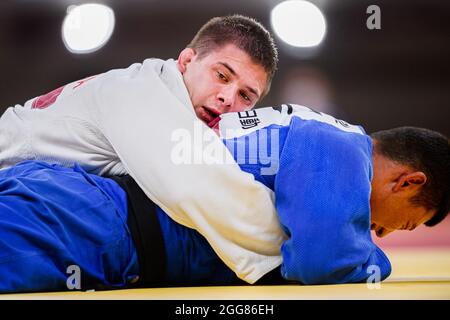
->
{"left": 188, "top": 14, "right": 278, "bottom": 98}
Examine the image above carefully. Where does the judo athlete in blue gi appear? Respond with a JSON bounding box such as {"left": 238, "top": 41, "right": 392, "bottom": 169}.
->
{"left": 0, "top": 104, "right": 448, "bottom": 293}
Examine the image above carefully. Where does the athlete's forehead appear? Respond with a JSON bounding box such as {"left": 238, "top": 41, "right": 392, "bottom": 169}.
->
{"left": 198, "top": 44, "right": 268, "bottom": 97}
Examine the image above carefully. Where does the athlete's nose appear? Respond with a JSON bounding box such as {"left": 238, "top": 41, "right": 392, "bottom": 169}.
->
{"left": 375, "top": 227, "right": 393, "bottom": 238}
{"left": 216, "top": 86, "right": 236, "bottom": 109}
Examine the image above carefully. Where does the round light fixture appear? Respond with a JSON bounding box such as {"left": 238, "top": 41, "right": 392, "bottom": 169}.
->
{"left": 62, "top": 3, "right": 115, "bottom": 54}
{"left": 271, "top": 0, "right": 327, "bottom": 48}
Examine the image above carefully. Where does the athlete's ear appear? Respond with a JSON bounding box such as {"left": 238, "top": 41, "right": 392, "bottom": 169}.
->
{"left": 177, "top": 48, "right": 196, "bottom": 74}
{"left": 393, "top": 171, "right": 427, "bottom": 193}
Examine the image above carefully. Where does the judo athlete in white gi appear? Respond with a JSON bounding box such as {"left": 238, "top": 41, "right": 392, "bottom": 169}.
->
{"left": 0, "top": 104, "right": 448, "bottom": 292}
{"left": 0, "top": 15, "right": 286, "bottom": 284}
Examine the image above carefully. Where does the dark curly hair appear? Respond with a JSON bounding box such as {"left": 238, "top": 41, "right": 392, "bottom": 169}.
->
{"left": 371, "top": 127, "right": 449, "bottom": 227}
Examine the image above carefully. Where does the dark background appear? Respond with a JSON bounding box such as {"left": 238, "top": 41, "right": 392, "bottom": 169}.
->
{"left": 1, "top": 0, "right": 449, "bottom": 135}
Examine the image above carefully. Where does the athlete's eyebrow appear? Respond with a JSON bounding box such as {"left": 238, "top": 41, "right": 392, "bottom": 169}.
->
{"left": 218, "top": 62, "right": 260, "bottom": 99}
{"left": 218, "top": 62, "right": 236, "bottom": 76}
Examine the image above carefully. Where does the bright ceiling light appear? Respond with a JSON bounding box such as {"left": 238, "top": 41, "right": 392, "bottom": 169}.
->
{"left": 62, "top": 3, "right": 115, "bottom": 54}
{"left": 271, "top": 0, "right": 327, "bottom": 48}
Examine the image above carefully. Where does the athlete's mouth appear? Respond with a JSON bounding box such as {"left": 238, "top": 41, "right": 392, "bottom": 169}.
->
{"left": 199, "top": 106, "right": 221, "bottom": 125}
{"left": 204, "top": 106, "right": 220, "bottom": 119}
{"left": 207, "top": 116, "right": 221, "bottom": 128}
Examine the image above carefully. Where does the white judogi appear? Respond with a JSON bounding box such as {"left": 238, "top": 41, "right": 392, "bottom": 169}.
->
{"left": 0, "top": 58, "right": 286, "bottom": 283}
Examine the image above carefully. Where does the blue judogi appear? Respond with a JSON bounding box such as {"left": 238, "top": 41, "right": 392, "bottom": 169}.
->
{"left": 217, "top": 104, "right": 391, "bottom": 284}
{"left": 0, "top": 161, "right": 139, "bottom": 292}
{"left": 0, "top": 104, "right": 391, "bottom": 292}
{"left": 274, "top": 117, "right": 389, "bottom": 284}
{"left": 0, "top": 160, "right": 234, "bottom": 292}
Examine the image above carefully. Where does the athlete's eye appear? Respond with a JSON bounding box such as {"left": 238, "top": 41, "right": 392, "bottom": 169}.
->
{"left": 217, "top": 71, "right": 228, "bottom": 82}
{"left": 240, "top": 91, "right": 250, "bottom": 101}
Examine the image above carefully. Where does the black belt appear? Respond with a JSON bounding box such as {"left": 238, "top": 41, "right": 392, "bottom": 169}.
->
{"left": 110, "top": 175, "right": 167, "bottom": 288}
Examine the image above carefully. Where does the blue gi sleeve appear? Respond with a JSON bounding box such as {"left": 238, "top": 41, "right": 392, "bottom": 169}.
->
{"left": 275, "top": 117, "right": 391, "bottom": 285}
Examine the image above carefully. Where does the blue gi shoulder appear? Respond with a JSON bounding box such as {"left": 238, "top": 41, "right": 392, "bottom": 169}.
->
{"left": 275, "top": 114, "right": 391, "bottom": 284}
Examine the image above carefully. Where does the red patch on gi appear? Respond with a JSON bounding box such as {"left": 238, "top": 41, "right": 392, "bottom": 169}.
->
{"left": 31, "top": 75, "right": 97, "bottom": 110}
{"left": 31, "top": 86, "right": 65, "bottom": 109}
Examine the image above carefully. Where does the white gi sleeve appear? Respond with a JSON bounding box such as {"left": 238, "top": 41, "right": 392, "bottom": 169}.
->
{"left": 92, "top": 59, "right": 286, "bottom": 283}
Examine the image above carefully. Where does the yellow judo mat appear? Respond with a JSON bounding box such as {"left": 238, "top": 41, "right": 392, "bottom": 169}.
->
{"left": 2, "top": 248, "right": 450, "bottom": 300}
